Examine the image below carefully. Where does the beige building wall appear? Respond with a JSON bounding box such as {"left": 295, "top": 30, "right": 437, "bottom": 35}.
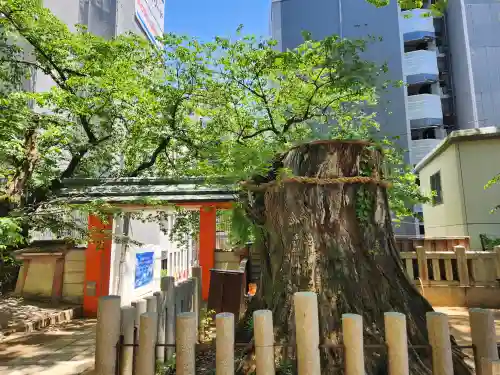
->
{"left": 420, "top": 138, "right": 500, "bottom": 249}
{"left": 62, "top": 249, "right": 86, "bottom": 303}
{"left": 457, "top": 139, "right": 500, "bottom": 248}
{"left": 23, "top": 259, "right": 56, "bottom": 296}
{"left": 420, "top": 145, "right": 468, "bottom": 238}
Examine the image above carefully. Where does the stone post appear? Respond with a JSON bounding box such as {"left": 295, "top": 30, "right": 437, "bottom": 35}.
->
{"left": 137, "top": 312, "right": 158, "bottom": 375}
{"left": 156, "top": 287, "right": 167, "bottom": 363}
{"left": 192, "top": 266, "right": 202, "bottom": 334}
{"left": 416, "top": 246, "right": 428, "bottom": 282}
{"left": 120, "top": 306, "right": 136, "bottom": 375}
{"left": 216, "top": 312, "right": 235, "bottom": 375}
{"left": 494, "top": 246, "right": 500, "bottom": 281}
{"left": 253, "top": 310, "right": 275, "bottom": 375}
{"left": 145, "top": 295, "right": 157, "bottom": 313}
{"left": 426, "top": 312, "right": 453, "bottom": 375}
{"left": 454, "top": 246, "right": 470, "bottom": 286}
{"left": 342, "top": 314, "right": 364, "bottom": 375}
{"left": 293, "top": 292, "right": 321, "bottom": 375}
{"left": 470, "top": 308, "right": 499, "bottom": 375}
{"left": 384, "top": 312, "right": 409, "bottom": 375}
{"left": 163, "top": 276, "right": 176, "bottom": 359}
{"left": 132, "top": 299, "right": 147, "bottom": 374}
{"left": 176, "top": 312, "right": 197, "bottom": 375}
{"left": 95, "top": 295, "right": 121, "bottom": 375}
{"left": 482, "top": 359, "right": 500, "bottom": 375}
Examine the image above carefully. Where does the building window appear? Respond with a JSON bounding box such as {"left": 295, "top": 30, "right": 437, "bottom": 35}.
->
{"left": 430, "top": 171, "right": 443, "bottom": 205}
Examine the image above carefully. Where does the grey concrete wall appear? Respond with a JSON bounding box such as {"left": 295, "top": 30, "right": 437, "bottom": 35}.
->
{"left": 446, "top": 0, "right": 478, "bottom": 129}
{"left": 464, "top": 0, "right": 500, "bottom": 128}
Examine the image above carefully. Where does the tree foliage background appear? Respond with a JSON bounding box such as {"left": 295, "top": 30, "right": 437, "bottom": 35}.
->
{"left": 0, "top": 0, "right": 435, "bottom": 290}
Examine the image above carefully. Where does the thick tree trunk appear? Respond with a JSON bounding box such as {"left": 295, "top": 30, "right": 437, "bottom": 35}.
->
{"left": 243, "top": 140, "right": 472, "bottom": 375}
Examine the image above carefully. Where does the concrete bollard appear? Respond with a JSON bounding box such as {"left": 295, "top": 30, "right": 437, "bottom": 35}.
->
{"left": 145, "top": 295, "right": 157, "bottom": 313}
{"left": 132, "top": 299, "right": 147, "bottom": 375}
{"left": 482, "top": 359, "right": 500, "bottom": 375}
{"left": 163, "top": 276, "right": 176, "bottom": 359}
{"left": 216, "top": 312, "right": 235, "bottom": 375}
{"left": 156, "top": 288, "right": 167, "bottom": 363}
{"left": 342, "top": 314, "right": 364, "bottom": 375}
{"left": 384, "top": 312, "right": 409, "bottom": 375}
{"left": 426, "top": 312, "right": 453, "bottom": 375}
{"left": 95, "top": 295, "right": 121, "bottom": 375}
{"left": 293, "top": 292, "right": 321, "bottom": 375}
{"left": 136, "top": 312, "right": 158, "bottom": 375}
{"left": 253, "top": 310, "right": 275, "bottom": 375}
{"left": 176, "top": 312, "right": 197, "bottom": 375}
{"left": 120, "top": 306, "right": 136, "bottom": 375}
{"left": 192, "top": 266, "right": 202, "bottom": 334}
{"left": 470, "top": 308, "right": 499, "bottom": 375}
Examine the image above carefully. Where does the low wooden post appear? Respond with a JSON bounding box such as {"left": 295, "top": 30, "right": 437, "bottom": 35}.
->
{"left": 176, "top": 312, "right": 197, "bottom": 375}
{"left": 95, "top": 296, "right": 121, "bottom": 375}
{"left": 343, "top": 314, "right": 364, "bottom": 375}
{"left": 216, "top": 312, "right": 235, "bottom": 375}
{"left": 494, "top": 246, "right": 500, "bottom": 281}
{"left": 254, "top": 310, "right": 275, "bottom": 375}
{"left": 163, "top": 276, "right": 176, "bottom": 359}
{"left": 120, "top": 306, "right": 136, "bottom": 375}
{"left": 137, "top": 312, "right": 157, "bottom": 375}
{"left": 482, "top": 359, "right": 500, "bottom": 375}
{"left": 384, "top": 312, "right": 409, "bottom": 375}
{"left": 426, "top": 312, "right": 453, "bottom": 375}
{"left": 470, "top": 308, "right": 499, "bottom": 375}
{"left": 415, "top": 246, "right": 428, "bottom": 283}
{"left": 294, "top": 292, "right": 321, "bottom": 375}
{"left": 454, "top": 246, "right": 470, "bottom": 286}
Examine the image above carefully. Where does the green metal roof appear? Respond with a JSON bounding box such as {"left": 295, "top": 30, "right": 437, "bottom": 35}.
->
{"left": 56, "top": 177, "right": 237, "bottom": 204}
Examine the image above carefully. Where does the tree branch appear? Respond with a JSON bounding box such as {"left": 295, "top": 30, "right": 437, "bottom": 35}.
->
{"left": 128, "top": 136, "right": 172, "bottom": 177}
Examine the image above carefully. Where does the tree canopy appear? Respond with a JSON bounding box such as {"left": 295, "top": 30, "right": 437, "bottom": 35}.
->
{"left": 0, "top": 0, "right": 429, "bottom": 250}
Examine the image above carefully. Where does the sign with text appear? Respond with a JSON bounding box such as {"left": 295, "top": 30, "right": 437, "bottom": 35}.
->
{"left": 134, "top": 252, "right": 154, "bottom": 289}
{"left": 135, "top": 0, "right": 164, "bottom": 46}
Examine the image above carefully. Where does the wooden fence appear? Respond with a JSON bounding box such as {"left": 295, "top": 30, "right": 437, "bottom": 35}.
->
{"left": 401, "top": 245, "right": 500, "bottom": 287}
{"left": 94, "top": 285, "right": 500, "bottom": 375}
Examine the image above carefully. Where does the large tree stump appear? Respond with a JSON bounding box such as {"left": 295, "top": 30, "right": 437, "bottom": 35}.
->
{"left": 242, "top": 140, "right": 471, "bottom": 375}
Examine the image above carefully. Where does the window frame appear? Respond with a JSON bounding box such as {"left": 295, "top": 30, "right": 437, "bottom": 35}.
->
{"left": 430, "top": 171, "right": 443, "bottom": 205}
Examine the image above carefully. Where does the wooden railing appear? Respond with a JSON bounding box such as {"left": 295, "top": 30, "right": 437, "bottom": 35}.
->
{"left": 400, "top": 245, "right": 500, "bottom": 287}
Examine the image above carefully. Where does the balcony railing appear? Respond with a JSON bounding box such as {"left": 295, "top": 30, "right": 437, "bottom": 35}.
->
{"left": 404, "top": 50, "right": 439, "bottom": 85}
{"left": 407, "top": 94, "right": 443, "bottom": 129}
{"left": 400, "top": 9, "right": 435, "bottom": 42}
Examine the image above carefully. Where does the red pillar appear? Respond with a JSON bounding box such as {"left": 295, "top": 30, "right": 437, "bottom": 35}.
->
{"left": 83, "top": 214, "right": 113, "bottom": 317}
{"left": 199, "top": 206, "right": 216, "bottom": 301}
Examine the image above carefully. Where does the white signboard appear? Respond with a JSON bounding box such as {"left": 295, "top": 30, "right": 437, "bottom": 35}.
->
{"left": 135, "top": 0, "right": 165, "bottom": 46}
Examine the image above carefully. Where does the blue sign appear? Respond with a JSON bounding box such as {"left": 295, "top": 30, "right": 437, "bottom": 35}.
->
{"left": 135, "top": 252, "right": 154, "bottom": 289}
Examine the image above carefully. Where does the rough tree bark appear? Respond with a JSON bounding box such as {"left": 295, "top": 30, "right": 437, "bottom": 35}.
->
{"left": 241, "top": 140, "right": 472, "bottom": 375}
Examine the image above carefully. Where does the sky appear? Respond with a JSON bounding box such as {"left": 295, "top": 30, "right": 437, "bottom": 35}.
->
{"left": 163, "top": 0, "right": 271, "bottom": 42}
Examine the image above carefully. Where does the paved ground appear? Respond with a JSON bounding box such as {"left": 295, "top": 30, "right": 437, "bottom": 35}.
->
{"left": 0, "top": 319, "right": 96, "bottom": 375}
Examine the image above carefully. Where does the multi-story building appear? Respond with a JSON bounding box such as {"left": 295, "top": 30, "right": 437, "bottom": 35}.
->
{"left": 35, "top": 0, "right": 164, "bottom": 94}
{"left": 270, "top": 0, "right": 500, "bottom": 235}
